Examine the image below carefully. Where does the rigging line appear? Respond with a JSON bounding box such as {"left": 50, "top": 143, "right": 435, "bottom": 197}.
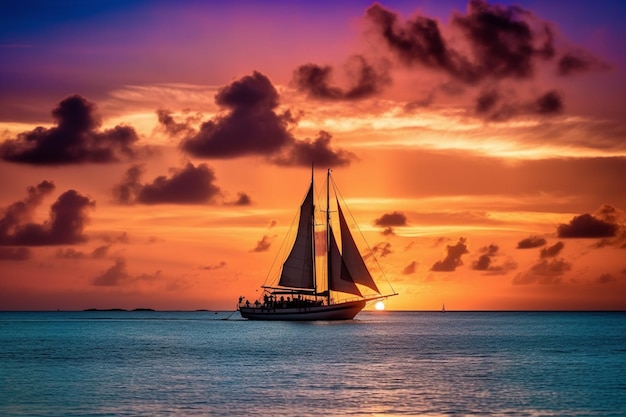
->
{"left": 220, "top": 310, "right": 240, "bottom": 320}
{"left": 260, "top": 195, "right": 301, "bottom": 289}
{"left": 329, "top": 175, "right": 398, "bottom": 296}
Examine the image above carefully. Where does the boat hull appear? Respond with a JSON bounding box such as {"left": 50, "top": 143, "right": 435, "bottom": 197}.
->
{"left": 239, "top": 299, "right": 366, "bottom": 321}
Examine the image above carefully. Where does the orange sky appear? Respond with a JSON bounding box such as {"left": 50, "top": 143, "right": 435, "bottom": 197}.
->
{"left": 1, "top": 1, "right": 625, "bottom": 311}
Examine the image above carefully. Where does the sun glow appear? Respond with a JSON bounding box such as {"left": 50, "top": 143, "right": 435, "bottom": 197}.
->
{"left": 375, "top": 301, "right": 385, "bottom": 311}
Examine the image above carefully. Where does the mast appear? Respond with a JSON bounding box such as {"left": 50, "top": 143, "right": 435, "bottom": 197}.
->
{"left": 311, "top": 164, "right": 317, "bottom": 300}
{"left": 326, "top": 168, "right": 332, "bottom": 306}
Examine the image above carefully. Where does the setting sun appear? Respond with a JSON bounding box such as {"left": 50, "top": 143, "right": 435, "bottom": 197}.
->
{"left": 375, "top": 301, "right": 385, "bottom": 311}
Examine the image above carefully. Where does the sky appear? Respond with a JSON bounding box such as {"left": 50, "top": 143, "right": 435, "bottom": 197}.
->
{"left": 1, "top": 0, "right": 625, "bottom": 311}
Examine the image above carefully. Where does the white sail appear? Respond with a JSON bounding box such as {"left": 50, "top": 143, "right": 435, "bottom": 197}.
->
{"left": 329, "top": 226, "right": 362, "bottom": 296}
{"left": 337, "top": 201, "right": 381, "bottom": 294}
{"left": 278, "top": 184, "right": 314, "bottom": 289}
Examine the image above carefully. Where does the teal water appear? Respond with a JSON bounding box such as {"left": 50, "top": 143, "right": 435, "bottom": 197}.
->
{"left": 1, "top": 311, "right": 625, "bottom": 416}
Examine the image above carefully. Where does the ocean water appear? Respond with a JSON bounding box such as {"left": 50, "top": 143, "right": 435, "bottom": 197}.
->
{"left": 0, "top": 311, "right": 624, "bottom": 416}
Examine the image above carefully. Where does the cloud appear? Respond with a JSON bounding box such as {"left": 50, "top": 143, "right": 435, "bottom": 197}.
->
{"left": 201, "top": 261, "right": 227, "bottom": 271}
{"left": 431, "top": 237, "right": 468, "bottom": 271}
{"left": 156, "top": 109, "right": 196, "bottom": 137}
{"left": 472, "top": 244, "right": 517, "bottom": 275}
{"left": 55, "top": 244, "right": 110, "bottom": 260}
{"left": 225, "top": 193, "right": 252, "bottom": 206}
{"left": 374, "top": 211, "right": 408, "bottom": 236}
{"left": 596, "top": 273, "right": 617, "bottom": 284}
{"left": 474, "top": 88, "right": 563, "bottom": 120}
{"left": 557, "top": 213, "right": 618, "bottom": 238}
{"left": 0, "top": 183, "right": 94, "bottom": 246}
{"left": 180, "top": 71, "right": 295, "bottom": 158}
{"left": 272, "top": 131, "right": 355, "bottom": 167}
{"left": 365, "top": 1, "right": 556, "bottom": 84}
{"left": 402, "top": 260, "right": 418, "bottom": 275}
{"left": 0, "top": 181, "right": 55, "bottom": 236}
{"left": 363, "top": 0, "right": 605, "bottom": 118}
{"left": 374, "top": 211, "right": 409, "bottom": 227}
{"left": 113, "top": 163, "right": 223, "bottom": 204}
{"left": 292, "top": 55, "right": 390, "bottom": 100}
{"left": 540, "top": 241, "right": 564, "bottom": 258}
{"left": 515, "top": 239, "right": 572, "bottom": 285}
{"left": 472, "top": 244, "right": 498, "bottom": 270}
{"left": 0, "top": 247, "right": 31, "bottom": 261}
{"left": 0, "top": 95, "right": 145, "bottom": 164}
{"left": 513, "top": 258, "right": 572, "bottom": 285}
{"left": 372, "top": 242, "right": 392, "bottom": 258}
{"left": 557, "top": 50, "right": 610, "bottom": 76}
{"left": 93, "top": 258, "right": 129, "bottom": 286}
{"left": 179, "top": 71, "right": 354, "bottom": 167}
{"left": 251, "top": 235, "right": 274, "bottom": 252}
{"left": 517, "top": 235, "right": 547, "bottom": 249}
{"left": 92, "top": 257, "right": 161, "bottom": 286}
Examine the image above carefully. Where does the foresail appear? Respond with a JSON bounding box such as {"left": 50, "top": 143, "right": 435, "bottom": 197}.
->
{"left": 338, "top": 201, "right": 381, "bottom": 294}
{"left": 278, "top": 184, "right": 314, "bottom": 289}
{"left": 329, "top": 227, "right": 362, "bottom": 296}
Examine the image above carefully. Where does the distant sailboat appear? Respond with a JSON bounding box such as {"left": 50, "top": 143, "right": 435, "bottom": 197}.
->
{"left": 238, "top": 169, "right": 397, "bottom": 321}
{"left": 442, "top": 304, "right": 446, "bottom": 313}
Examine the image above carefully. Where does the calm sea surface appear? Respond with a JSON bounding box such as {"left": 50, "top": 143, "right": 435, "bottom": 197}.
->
{"left": 1, "top": 311, "right": 624, "bottom": 416}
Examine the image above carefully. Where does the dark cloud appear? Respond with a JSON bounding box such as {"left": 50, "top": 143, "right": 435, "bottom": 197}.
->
{"left": 181, "top": 71, "right": 293, "bottom": 158}
{"left": 534, "top": 90, "right": 563, "bottom": 115}
{"left": 513, "top": 258, "right": 571, "bottom": 285}
{"left": 431, "top": 237, "right": 468, "bottom": 271}
{"left": 557, "top": 51, "right": 610, "bottom": 76}
{"left": 596, "top": 273, "right": 617, "bottom": 284}
{"left": 272, "top": 131, "right": 355, "bottom": 167}
{"left": 0, "top": 95, "right": 145, "bottom": 165}
{"left": 517, "top": 235, "right": 547, "bottom": 249}
{"left": 179, "top": 71, "right": 354, "bottom": 167}
{"left": 472, "top": 244, "right": 499, "bottom": 270}
{"left": 0, "top": 181, "right": 55, "bottom": 238}
{"left": 251, "top": 235, "right": 274, "bottom": 252}
{"left": 55, "top": 244, "right": 110, "bottom": 260}
{"left": 366, "top": 0, "right": 555, "bottom": 85}
{"left": 540, "top": 241, "right": 564, "bottom": 258}
{"left": 0, "top": 183, "right": 94, "bottom": 246}
{"left": 91, "top": 244, "right": 111, "bottom": 259}
{"left": 292, "top": 55, "right": 390, "bottom": 100}
{"left": 373, "top": 211, "right": 408, "bottom": 236}
{"left": 113, "top": 163, "right": 223, "bottom": 205}
{"left": 93, "top": 258, "right": 129, "bottom": 286}
{"left": 374, "top": 211, "right": 408, "bottom": 227}
{"left": 226, "top": 193, "right": 252, "bottom": 206}
{"left": 402, "top": 261, "right": 418, "bottom": 275}
{"left": 156, "top": 109, "right": 195, "bottom": 137}
{"left": 451, "top": 0, "right": 555, "bottom": 79}
{"left": 372, "top": 242, "right": 392, "bottom": 258}
{"left": 92, "top": 257, "right": 161, "bottom": 286}
{"left": 474, "top": 88, "right": 563, "bottom": 120}
{"left": 472, "top": 244, "right": 517, "bottom": 275}
{"left": 366, "top": 4, "right": 475, "bottom": 82}
{"left": 557, "top": 213, "right": 618, "bottom": 238}
{"left": 364, "top": 0, "right": 605, "bottom": 119}
{"left": 201, "top": 261, "right": 227, "bottom": 271}
{"left": 0, "top": 247, "right": 31, "bottom": 261}
{"left": 381, "top": 227, "right": 395, "bottom": 236}
{"left": 55, "top": 248, "right": 87, "bottom": 259}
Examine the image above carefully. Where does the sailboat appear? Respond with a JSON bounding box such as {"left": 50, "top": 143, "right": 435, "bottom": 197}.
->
{"left": 238, "top": 169, "right": 397, "bottom": 321}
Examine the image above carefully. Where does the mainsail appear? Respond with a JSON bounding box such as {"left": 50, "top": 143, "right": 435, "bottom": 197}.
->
{"left": 278, "top": 183, "right": 314, "bottom": 289}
